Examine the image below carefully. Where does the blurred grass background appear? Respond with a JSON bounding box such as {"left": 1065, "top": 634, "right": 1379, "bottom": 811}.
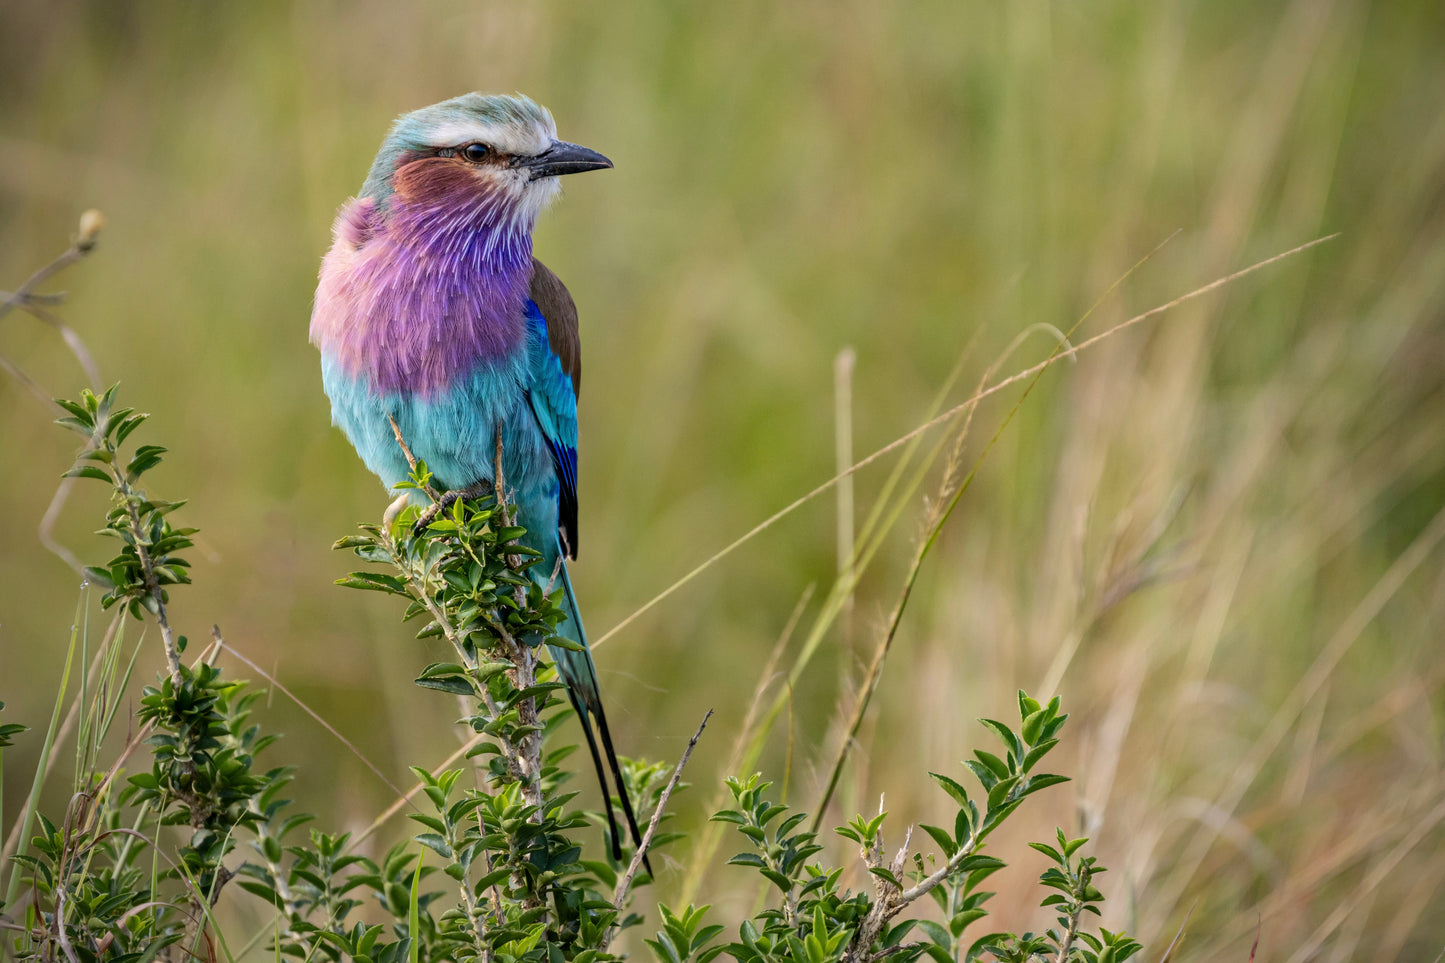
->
{"left": 3, "top": 0, "right": 1445, "bottom": 958}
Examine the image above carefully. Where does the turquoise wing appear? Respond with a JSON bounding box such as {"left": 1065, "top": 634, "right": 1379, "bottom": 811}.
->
{"left": 524, "top": 298, "right": 579, "bottom": 557}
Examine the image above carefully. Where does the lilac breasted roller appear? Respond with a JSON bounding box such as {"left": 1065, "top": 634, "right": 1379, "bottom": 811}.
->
{"left": 309, "top": 93, "right": 645, "bottom": 863}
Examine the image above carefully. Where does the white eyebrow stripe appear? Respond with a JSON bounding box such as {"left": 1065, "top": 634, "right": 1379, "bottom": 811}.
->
{"left": 427, "top": 121, "right": 505, "bottom": 146}
{"left": 424, "top": 120, "right": 554, "bottom": 157}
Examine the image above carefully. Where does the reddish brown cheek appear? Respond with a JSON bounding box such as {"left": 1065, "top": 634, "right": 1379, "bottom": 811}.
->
{"left": 393, "top": 157, "right": 494, "bottom": 206}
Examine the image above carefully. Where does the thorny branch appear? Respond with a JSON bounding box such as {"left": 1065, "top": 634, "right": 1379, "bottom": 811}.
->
{"left": 386, "top": 411, "right": 442, "bottom": 504}
{"left": 1053, "top": 898, "right": 1086, "bottom": 963}
{"left": 842, "top": 811, "right": 978, "bottom": 963}
{"left": 384, "top": 418, "right": 544, "bottom": 816}
{"left": 123, "top": 489, "right": 183, "bottom": 682}
{"left": 607, "top": 709, "right": 712, "bottom": 944}
{"left": 491, "top": 424, "right": 545, "bottom": 814}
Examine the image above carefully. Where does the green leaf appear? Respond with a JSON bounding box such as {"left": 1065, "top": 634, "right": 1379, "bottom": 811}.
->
{"left": 913, "top": 918, "right": 949, "bottom": 948}
{"left": 645, "top": 936, "right": 683, "bottom": 963}
{"left": 415, "top": 675, "right": 473, "bottom": 695}
{"left": 930, "top": 772, "right": 970, "bottom": 808}
{"left": 919, "top": 824, "right": 956, "bottom": 858}
{"left": 922, "top": 945, "right": 953, "bottom": 963}
{"left": 413, "top": 833, "right": 452, "bottom": 859}
{"left": 335, "top": 572, "right": 410, "bottom": 596}
{"left": 1021, "top": 773, "right": 1071, "bottom": 797}
{"left": 1021, "top": 739, "right": 1060, "bottom": 773}
{"left": 125, "top": 444, "right": 167, "bottom": 478}
{"left": 114, "top": 412, "right": 149, "bottom": 446}
{"left": 759, "top": 868, "right": 793, "bottom": 893}
{"left": 964, "top": 760, "right": 999, "bottom": 791}
{"left": 54, "top": 397, "right": 92, "bottom": 422}
{"left": 955, "top": 806, "right": 973, "bottom": 846}
{"left": 985, "top": 774, "right": 1021, "bottom": 811}
{"left": 546, "top": 634, "right": 587, "bottom": 652}
{"left": 62, "top": 465, "right": 112, "bottom": 482}
{"left": 416, "top": 662, "right": 468, "bottom": 680}
{"left": 55, "top": 415, "right": 94, "bottom": 437}
{"left": 949, "top": 908, "right": 988, "bottom": 936}
{"left": 955, "top": 854, "right": 1006, "bottom": 875}
{"left": 973, "top": 749, "right": 1009, "bottom": 779}
{"left": 476, "top": 661, "right": 514, "bottom": 681}
{"left": 407, "top": 851, "right": 424, "bottom": 963}
{"left": 1020, "top": 709, "right": 1047, "bottom": 745}
{"left": 978, "top": 718, "right": 1023, "bottom": 760}
{"left": 868, "top": 866, "right": 901, "bottom": 887}
{"left": 695, "top": 924, "right": 726, "bottom": 952}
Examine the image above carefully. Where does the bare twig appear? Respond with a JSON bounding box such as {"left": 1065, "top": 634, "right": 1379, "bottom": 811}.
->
{"left": 122, "top": 490, "right": 182, "bottom": 682}
{"left": 386, "top": 412, "right": 442, "bottom": 503}
{"left": 0, "top": 208, "right": 103, "bottom": 327}
{"left": 843, "top": 820, "right": 985, "bottom": 963}
{"left": 0, "top": 289, "right": 66, "bottom": 306}
{"left": 863, "top": 945, "right": 921, "bottom": 963}
{"left": 53, "top": 889, "right": 81, "bottom": 963}
{"left": 610, "top": 710, "right": 713, "bottom": 917}
{"left": 0, "top": 213, "right": 104, "bottom": 388}
{"left": 0, "top": 212, "right": 107, "bottom": 572}
{"left": 1054, "top": 895, "right": 1086, "bottom": 963}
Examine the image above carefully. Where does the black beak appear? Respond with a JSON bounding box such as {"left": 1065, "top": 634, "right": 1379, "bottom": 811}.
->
{"left": 515, "top": 141, "right": 613, "bottom": 180}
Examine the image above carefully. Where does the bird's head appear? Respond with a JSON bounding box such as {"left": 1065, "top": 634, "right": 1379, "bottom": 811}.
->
{"left": 360, "top": 93, "right": 611, "bottom": 229}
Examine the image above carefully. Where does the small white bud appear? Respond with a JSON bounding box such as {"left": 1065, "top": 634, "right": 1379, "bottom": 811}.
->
{"left": 76, "top": 209, "right": 106, "bottom": 252}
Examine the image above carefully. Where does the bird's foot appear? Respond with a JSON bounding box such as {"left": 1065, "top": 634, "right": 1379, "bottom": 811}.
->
{"left": 412, "top": 480, "right": 495, "bottom": 536}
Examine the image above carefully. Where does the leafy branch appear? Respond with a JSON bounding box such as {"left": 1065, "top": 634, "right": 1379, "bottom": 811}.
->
{"left": 54, "top": 385, "right": 192, "bottom": 681}
{"left": 3, "top": 237, "right": 1144, "bottom": 963}
{"left": 648, "top": 693, "right": 1138, "bottom": 963}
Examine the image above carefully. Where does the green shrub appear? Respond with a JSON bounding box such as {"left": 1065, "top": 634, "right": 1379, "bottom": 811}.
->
{"left": 1, "top": 233, "right": 1137, "bottom": 963}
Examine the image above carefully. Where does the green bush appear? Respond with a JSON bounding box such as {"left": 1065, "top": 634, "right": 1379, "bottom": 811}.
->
{"left": 0, "top": 234, "right": 1137, "bottom": 963}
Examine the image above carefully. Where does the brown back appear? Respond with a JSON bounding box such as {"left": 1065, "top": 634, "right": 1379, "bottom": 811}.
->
{"left": 529, "top": 257, "right": 581, "bottom": 397}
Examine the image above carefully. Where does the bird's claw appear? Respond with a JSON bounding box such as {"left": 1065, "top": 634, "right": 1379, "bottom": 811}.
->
{"left": 411, "top": 480, "right": 495, "bottom": 536}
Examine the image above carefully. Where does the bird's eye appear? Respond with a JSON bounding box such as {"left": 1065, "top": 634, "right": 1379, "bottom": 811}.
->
{"left": 462, "top": 143, "right": 491, "bottom": 163}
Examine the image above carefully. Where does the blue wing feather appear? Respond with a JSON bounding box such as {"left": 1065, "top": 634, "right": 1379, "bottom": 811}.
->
{"left": 521, "top": 274, "right": 647, "bottom": 868}
{"left": 524, "top": 299, "right": 580, "bottom": 557}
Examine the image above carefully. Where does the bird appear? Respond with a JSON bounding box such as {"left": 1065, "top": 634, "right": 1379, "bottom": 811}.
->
{"left": 309, "top": 92, "right": 646, "bottom": 865}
